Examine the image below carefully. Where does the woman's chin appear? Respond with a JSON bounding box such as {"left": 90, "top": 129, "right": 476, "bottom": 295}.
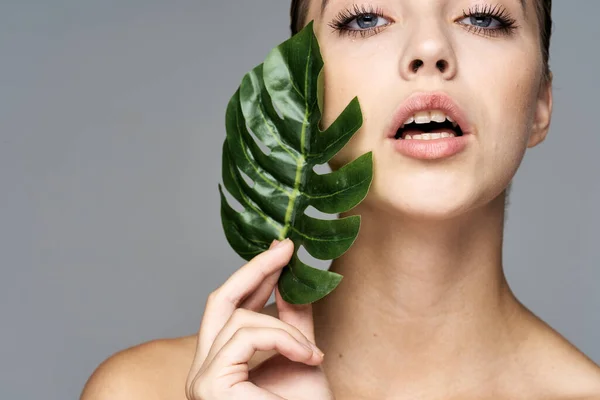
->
{"left": 364, "top": 185, "right": 477, "bottom": 221}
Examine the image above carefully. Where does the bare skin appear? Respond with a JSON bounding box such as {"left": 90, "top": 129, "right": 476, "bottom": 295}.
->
{"left": 81, "top": 295, "right": 600, "bottom": 399}
{"left": 80, "top": 239, "right": 600, "bottom": 399}
{"left": 81, "top": 0, "right": 600, "bottom": 399}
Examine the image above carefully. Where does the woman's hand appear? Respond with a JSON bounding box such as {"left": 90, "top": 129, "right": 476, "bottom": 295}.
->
{"left": 185, "top": 238, "right": 334, "bottom": 400}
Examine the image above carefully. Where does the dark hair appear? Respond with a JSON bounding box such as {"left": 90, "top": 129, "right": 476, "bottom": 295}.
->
{"left": 290, "top": 0, "right": 553, "bottom": 81}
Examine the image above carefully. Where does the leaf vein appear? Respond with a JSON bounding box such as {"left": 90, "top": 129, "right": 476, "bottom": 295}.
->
{"left": 232, "top": 180, "right": 283, "bottom": 233}
{"left": 258, "top": 103, "right": 298, "bottom": 162}
{"left": 304, "top": 176, "right": 369, "bottom": 200}
{"left": 291, "top": 227, "right": 353, "bottom": 242}
{"left": 236, "top": 106, "right": 293, "bottom": 197}
{"left": 307, "top": 121, "right": 362, "bottom": 158}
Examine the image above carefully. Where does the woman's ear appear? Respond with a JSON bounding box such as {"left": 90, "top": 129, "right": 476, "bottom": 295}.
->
{"left": 527, "top": 71, "right": 553, "bottom": 148}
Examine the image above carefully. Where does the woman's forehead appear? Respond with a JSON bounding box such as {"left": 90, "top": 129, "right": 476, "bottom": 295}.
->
{"left": 318, "top": 0, "right": 528, "bottom": 13}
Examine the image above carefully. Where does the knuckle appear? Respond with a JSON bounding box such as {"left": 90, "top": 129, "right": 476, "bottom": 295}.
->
{"left": 207, "top": 288, "right": 238, "bottom": 307}
{"left": 232, "top": 326, "right": 254, "bottom": 340}
{"left": 230, "top": 307, "right": 250, "bottom": 323}
{"left": 272, "top": 327, "right": 290, "bottom": 340}
{"left": 188, "top": 376, "right": 213, "bottom": 400}
{"left": 206, "top": 289, "right": 220, "bottom": 305}
{"left": 284, "top": 322, "right": 304, "bottom": 338}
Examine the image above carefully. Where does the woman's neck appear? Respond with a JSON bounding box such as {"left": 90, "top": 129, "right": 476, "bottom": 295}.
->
{"left": 312, "top": 190, "right": 528, "bottom": 397}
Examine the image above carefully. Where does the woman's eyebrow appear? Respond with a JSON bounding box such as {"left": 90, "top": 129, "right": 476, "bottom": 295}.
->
{"left": 321, "top": 0, "right": 527, "bottom": 13}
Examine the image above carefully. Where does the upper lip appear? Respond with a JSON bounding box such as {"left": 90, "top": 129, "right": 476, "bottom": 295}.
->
{"left": 386, "top": 92, "right": 474, "bottom": 138}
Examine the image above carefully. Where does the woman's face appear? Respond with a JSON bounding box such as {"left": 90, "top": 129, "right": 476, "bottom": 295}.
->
{"left": 305, "top": 0, "right": 552, "bottom": 218}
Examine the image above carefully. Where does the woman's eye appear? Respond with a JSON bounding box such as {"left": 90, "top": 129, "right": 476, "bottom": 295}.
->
{"left": 458, "top": 14, "right": 503, "bottom": 29}
{"left": 346, "top": 13, "right": 390, "bottom": 30}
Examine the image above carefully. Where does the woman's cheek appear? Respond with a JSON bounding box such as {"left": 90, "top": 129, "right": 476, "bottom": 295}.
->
{"left": 322, "top": 54, "right": 394, "bottom": 168}
{"left": 494, "top": 59, "right": 541, "bottom": 149}
{"left": 320, "top": 59, "right": 369, "bottom": 168}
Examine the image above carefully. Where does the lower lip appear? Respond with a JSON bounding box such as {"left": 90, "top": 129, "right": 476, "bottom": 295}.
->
{"left": 389, "top": 134, "right": 471, "bottom": 160}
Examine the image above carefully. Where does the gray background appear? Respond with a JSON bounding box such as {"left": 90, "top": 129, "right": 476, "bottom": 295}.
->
{"left": 0, "top": 1, "right": 598, "bottom": 399}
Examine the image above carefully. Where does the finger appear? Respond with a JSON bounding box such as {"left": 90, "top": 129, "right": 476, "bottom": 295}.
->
{"left": 187, "top": 239, "right": 288, "bottom": 386}
{"left": 239, "top": 239, "right": 282, "bottom": 310}
{"left": 275, "top": 284, "right": 317, "bottom": 345}
{"left": 207, "top": 327, "right": 323, "bottom": 376}
{"left": 269, "top": 239, "right": 279, "bottom": 250}
{"left": 197, "top": 239, "right": 294, "bottom": 365}
{"left": 203, "top": 308, "right": 322, "bottom": 367}
{"left": 191, "top": 327, "right": 317, "bottom": 399}
{"left": 239, "top": 267, "right": 282, "bottom": 311}
{"left": 240, "top": 270, "right": 281, "bottom": 311}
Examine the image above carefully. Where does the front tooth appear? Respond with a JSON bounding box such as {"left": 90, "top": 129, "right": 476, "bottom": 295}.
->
{"left": 430, "top": 111, "right": 446, "bottom": 123}
{"left": 414, "top": 111, "right": 431, "bottom": 124}
{"left": 404, "top": 132, "right": 457, "bottom": 140}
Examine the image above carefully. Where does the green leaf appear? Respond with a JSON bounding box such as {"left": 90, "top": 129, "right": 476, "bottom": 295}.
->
{"left": 219, "top": 21, "right": 373, "bottom": 304}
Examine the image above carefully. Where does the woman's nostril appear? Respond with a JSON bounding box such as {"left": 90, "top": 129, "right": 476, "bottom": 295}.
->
{"left": 409, "top": 59, "right": 449, "bottom": 74}
{"left": 411, "top": 59, "right": 424, "bottom": 72}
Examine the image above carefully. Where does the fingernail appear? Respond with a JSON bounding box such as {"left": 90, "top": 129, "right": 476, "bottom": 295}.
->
{"left": 309, "top": 342, "right": 324, "bottom": 357}
{"left": 269, "top": 239, "right": 279, "bottom": 250}
{"left": 274, "top": 238, "right": 289, "bottom": 249}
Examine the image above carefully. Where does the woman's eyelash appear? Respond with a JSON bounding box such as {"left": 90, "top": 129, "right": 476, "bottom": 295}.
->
{"left": 328, "top": 3, "right": 519, "bottom": 39}
{"left": 459, "top": 4, "right": 518, "bottom": 38}
{"left": 328, "top": 4, "right": 389, "bottom": 38}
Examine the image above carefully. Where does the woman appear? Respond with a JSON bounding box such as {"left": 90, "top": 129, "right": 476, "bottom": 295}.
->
{"left": 81, "top": 0, "right": 600, "bottom": 399}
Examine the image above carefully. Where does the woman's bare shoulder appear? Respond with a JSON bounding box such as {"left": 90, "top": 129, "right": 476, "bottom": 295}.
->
{"left": 79, "top": 335, "right": 197, "bottom": 400}
{"left": 517, "top": 314, "right": 600, "bottom": 399}
{"left": 546, "top": 353, "right": 600, "bottom": 400}
{"left": 80, "top": 303, "right": 600, "bottom": 400}
{"left": 79, "top": 304, "right": 279, "bottom": 400}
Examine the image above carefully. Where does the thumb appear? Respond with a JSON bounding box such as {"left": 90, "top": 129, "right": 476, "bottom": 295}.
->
{"left": 275, "top": 284, "right": 317, "bottom": 345}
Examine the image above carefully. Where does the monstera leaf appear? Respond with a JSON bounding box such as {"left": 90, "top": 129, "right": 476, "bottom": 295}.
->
{"left": 218, "top": 21, "right": 373, "bottom": 304}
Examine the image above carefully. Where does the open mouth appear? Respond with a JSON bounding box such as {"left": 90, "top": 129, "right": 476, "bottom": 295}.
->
{"left": 394, "top": 111, "right": 464, "bottom": 140}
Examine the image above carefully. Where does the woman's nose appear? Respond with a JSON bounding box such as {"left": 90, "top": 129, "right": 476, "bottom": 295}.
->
{"left": 399, "top": 27, "right": 457, "bottom": 81}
